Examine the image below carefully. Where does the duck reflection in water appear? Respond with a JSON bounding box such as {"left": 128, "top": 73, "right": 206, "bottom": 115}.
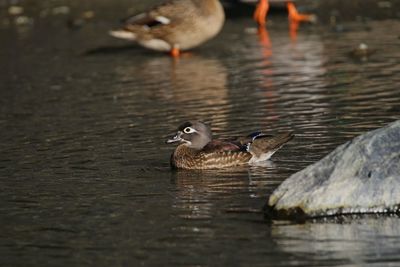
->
{"left": 170, "top": 169, "right": 247, "bottom": 219}
{"left": 170, "top": 167, "right": 274, "bottom": 220}
{"left": 114, "top": 55, "right": 230, "bottom": 129}
{"left": 170, "top": 164, "right": 285, "bottom": 221}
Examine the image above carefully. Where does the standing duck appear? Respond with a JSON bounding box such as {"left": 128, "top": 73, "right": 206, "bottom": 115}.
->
{"left": 253, "top": 0, "right": 316, "bottom": 26}
{"left": 166, "top": 121, "right": 294, "bottom": 169}
{"left": 109, "top": 0, "right": 225, "bottom": 57}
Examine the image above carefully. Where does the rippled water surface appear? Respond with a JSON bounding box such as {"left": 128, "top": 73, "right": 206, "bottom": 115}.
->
{"left": 1, "top": 1, "right": 400, "bottom": 266}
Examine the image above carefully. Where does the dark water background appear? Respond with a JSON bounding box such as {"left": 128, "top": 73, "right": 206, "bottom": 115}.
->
{"left": 1, "top": 0, "right": 400, "bottom": 266}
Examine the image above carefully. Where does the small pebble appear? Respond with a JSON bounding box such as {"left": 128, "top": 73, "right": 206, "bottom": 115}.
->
{"left": 244, "top": 27, "right": 258, "bottom": 34}
{"left": 15, "top": 16, "right": 33, "bottom": 26}
{"left": 52, "top": 6, "right": 70, "bottom": 15}
{"left": 378, "top": 1, "right": 392, "bottom": 8}
{"left": 8, "top": 5, "right": 24, "bottom": 15}
{"left": 67, "top": 18, "right": 84, "bottom": 30}
{"left": 82, "top": 10, "right": 95, "bottom": 20}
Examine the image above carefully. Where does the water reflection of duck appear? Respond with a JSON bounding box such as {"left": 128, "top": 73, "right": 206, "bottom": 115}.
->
{"left": 114, "top": 55, "right": 230, "bottom": 128}
{"left": 166, "top": 121, "right": 294, "bottom": 169}
{"left": 170, "top": 168, "right": 251, "bottom": 220}
{"left": 109, "top": 0, "right": 225, "bottom": 57}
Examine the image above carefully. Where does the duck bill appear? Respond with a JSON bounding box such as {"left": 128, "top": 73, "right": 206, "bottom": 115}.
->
{"left": 166, "top": 132, "right": 183, "bottom": 144}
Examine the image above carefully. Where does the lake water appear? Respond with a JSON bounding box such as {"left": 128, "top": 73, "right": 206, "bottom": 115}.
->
{"left": 1, "top": 1, "right": 400, "bottom": 266}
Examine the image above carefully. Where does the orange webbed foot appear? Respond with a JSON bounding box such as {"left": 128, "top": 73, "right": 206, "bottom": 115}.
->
{"left": 253, "top": 0, "right": 269, "bottom": 27}
{"left": 287, "top": 2, "right": 316, "bottom": 23}
{"left": 170, "top": 47, "right": 181, "bottom": 57}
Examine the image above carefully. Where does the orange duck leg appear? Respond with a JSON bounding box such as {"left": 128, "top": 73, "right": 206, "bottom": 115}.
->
{"left": 254, "top": 1, "right": 315, "bottom": 26}
{"left": 286, "top": 2, "right": 315, "bottom": 23}
{"left": 253, "top": 0, "right": 269, "bottom": 27}
{"left": 170, "top": 47, "right": 181, "bottom": 57}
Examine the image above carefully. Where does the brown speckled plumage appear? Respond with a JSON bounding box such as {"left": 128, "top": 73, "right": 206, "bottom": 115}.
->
{"left": 171, "top": 145, "right": 252, "bottom": 169}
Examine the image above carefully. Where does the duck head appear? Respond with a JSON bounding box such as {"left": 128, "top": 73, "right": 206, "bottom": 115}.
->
{"left": 166, "top": 121, "right": 212, "bottom": 149}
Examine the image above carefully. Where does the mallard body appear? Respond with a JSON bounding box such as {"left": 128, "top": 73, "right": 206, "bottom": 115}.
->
{"left": 110, "top": 0, "right": 225, "bottom": 55}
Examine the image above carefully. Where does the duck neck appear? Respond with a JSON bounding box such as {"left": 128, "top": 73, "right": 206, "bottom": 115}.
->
{"left": 174, "top": 144, "right": 200, "bottom": 157}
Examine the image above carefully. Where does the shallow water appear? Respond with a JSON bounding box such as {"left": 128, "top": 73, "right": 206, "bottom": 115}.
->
{"left": 1, "top": 1, "right": 400, "bottom": 266}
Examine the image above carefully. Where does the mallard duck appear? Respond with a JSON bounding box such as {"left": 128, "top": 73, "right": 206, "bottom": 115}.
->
{"left": 166, "top": 121, "right": 294, "bottom": 169}
{"left": 109, "top": 0, "right": 225, "bottom": 57}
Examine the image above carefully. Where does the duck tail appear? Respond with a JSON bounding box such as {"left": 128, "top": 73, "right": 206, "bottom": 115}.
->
{"left": 248, "top": 132, "right": 294, "bottom": 162}
{"left": 109, "top": 30, "right": 137, "bottom": 41}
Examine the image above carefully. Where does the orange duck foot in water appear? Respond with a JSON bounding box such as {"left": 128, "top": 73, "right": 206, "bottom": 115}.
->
{"left": 286, "top": 2, "right": 316, "bottom": 23}
{"left": 169, "top": 48, "right": 194, "bottom": 58}
{"left": 253, "top": 0, "right": 315, "bottom": 26}
{"left": 170, "top": 47, "right": 180, "bottom": 57}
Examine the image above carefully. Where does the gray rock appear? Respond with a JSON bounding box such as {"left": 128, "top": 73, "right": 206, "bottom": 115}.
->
{"left": 266, "top": 120, "right": 400, "bottom": 219}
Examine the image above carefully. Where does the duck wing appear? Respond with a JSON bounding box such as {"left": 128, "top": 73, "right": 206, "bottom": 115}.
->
{"left": 122, "top": 0, "right": 188, "bottom": 29}
{"left": 202, "top": 140, "right": 243, "bottom": 153}
{"left": 231, "top": 132, "right": 273, "bottom": 146}
{"left": 202, "top": 131, "right": 293, "bottom": 156}
{"left": 248, "top": 132, "right": 294, "bottom": 158}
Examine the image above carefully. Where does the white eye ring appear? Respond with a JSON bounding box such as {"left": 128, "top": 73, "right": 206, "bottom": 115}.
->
{"left": 183, "top": 127, "right": 196, "bottom": 134}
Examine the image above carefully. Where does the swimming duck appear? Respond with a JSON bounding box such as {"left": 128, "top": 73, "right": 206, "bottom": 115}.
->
{"left": 166, "top": 121, "right": 294, "bottom": 169}
{"left": 109, "top": 0, "right": 225, "bottom": 57}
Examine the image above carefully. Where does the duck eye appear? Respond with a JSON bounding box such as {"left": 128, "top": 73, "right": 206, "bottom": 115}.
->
{"left": 183, "top": 127, "right": 195, "bottom": 134}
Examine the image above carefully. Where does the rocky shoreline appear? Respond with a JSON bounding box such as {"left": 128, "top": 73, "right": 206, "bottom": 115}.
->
{"left": 265, "top": 120, "right": 400, "bottom": 220}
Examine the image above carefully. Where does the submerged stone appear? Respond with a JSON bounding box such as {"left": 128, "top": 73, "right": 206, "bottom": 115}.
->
{"left": 266, "top": 120, "right": 400, "bottom": 220}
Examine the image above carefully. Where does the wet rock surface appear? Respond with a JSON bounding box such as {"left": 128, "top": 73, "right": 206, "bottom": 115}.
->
{"left": 266, "top": 120, "right": 400, "bottom": 220}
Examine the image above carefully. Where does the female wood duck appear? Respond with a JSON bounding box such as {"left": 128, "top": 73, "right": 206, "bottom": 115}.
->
{"left": 109, "top": 0, "right": 225, "bottom": 57}
{"left": 166, "top": 121, "right": 294, "bottom": 169}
